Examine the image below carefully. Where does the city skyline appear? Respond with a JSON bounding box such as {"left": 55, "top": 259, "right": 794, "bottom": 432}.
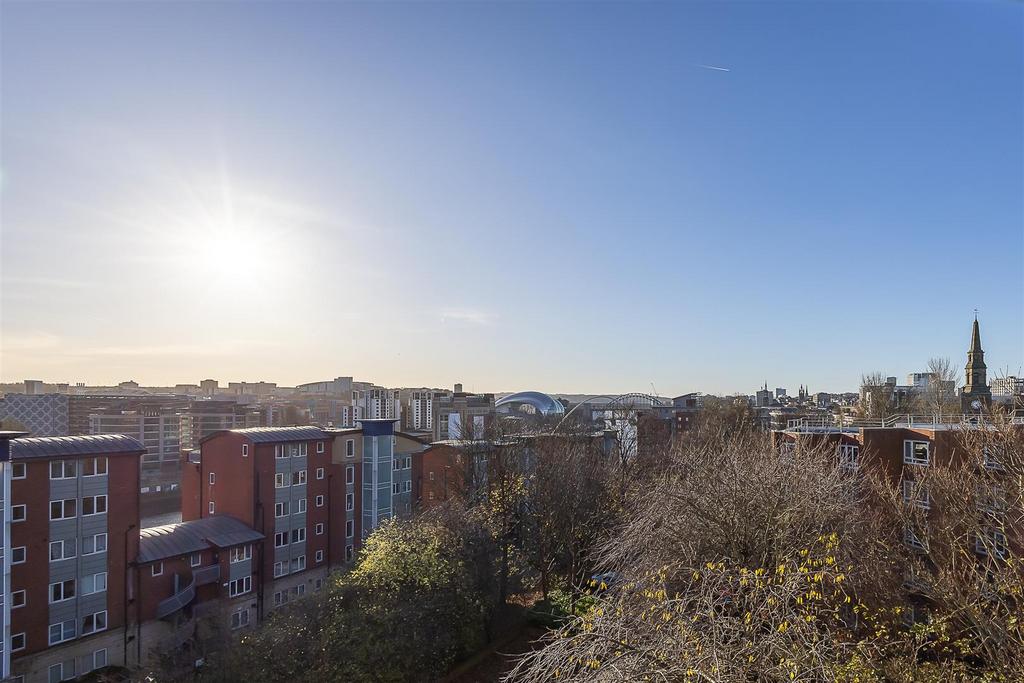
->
{"left": 3, "top": 2, "right": 1022, "bottom": 394}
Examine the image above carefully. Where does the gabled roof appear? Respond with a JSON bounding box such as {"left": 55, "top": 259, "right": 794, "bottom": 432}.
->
{"left": 138, "top": 515, "right": 264, "bottom": 564}
{"left": 200, "top": 426, "right": 328, "bottom": 445}
{"left": 12, "top": 434, "right": 146, "bottom": 460}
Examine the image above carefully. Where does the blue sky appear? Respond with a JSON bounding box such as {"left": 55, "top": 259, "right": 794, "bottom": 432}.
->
{"left": 2, "top": 1, "right": 1021, "bottom": 394}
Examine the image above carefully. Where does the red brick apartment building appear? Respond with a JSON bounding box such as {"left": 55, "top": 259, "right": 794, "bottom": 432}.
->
{"left": 774, "top": 416, "right": 1022, "bottom": 623}
{"left": 7, "top": 435, "right": 142, "bottom": 683}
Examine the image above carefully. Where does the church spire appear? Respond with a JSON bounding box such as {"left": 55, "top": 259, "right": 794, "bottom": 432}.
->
{"left": 961, "top": 315, "right": 991, "bottom": 410}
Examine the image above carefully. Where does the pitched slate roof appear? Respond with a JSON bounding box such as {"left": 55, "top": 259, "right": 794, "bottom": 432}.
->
{"left": 200, "top": 426, "right": 328, "bottom": 445}
{"left": 11, "top": 434, "right": 146, "bottom": 460}
{"left": 138, "top": 515, "right": 264, "bottom": 564}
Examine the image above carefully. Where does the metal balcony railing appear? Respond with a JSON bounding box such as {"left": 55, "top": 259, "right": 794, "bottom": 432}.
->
{"left": 193, "top": 564, "right": 220, "bottom": 586}
{"left": 156, "top": 577, "right": 196, "bottom": 620}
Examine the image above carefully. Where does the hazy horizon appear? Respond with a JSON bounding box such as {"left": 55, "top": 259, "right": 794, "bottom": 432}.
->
{"left": 2, "top": 1, "right": 1022, "bottom": 395}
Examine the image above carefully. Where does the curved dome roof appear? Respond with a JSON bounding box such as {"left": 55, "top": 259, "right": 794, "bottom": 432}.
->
{"left": 495, "top": 391, "right": 565, "bottom": 416}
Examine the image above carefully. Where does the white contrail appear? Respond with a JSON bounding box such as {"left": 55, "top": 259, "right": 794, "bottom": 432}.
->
{"left": 698, "top": 64, "right": 731, "bottom": 72}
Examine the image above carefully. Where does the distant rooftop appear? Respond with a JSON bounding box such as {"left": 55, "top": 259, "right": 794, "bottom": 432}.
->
{"left": 12, "top": 433, "right": 146, "bottom": 459}
{"left": 202, "top": 425, "right": 328, "bottom": 444}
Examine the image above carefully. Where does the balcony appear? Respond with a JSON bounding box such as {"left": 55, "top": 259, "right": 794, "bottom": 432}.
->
{"left": 156, "top": 576, "right": 196, "bottom": 619}
{"left": 193, "top": 564, "right": 220, "bottom": 586}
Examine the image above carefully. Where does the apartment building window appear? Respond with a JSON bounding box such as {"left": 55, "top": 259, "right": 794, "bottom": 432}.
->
{"left": 81, "top": 572, "right": 107, "bottom": 595}
{"left": 81, "top": 610, "right": 107, "bottom": 635}
{"left": 82, "top": 495, "right": 107, "bottom": 516}
{"left": 275, "top": 473, "right": 287, "bottom": 488}
{"left": 152, "top": 562, "right": 164, "bottom": 577}
{"left": 50, "top": 579, "right": 75, "bottom": 603}
{"left": 92, "top": 649, "right": 108, "bottom": 671}
{"left": 82, "top": 457, "right": 107, "bottom": 476}
{"left": 345, "top": 493, "right": 354, "bottom": 511}
{"left": 903, "top": 440, "right": 930, "bottom": 466}
{"left": 275, "top": 445, "right": 287, "bottom": 459}
{"left": 392, "top": 482, "right": 399, "bottom": 494}
{"left": 299, "top": 443, "right": 308, "bottom": 457}
{"left": 275, "top": 502, "right": 289, "bottom": 517}
{"left": 837, "top": 445, "right": 859, "bottom": 469}
{"left": 345, "top": 545, "right": 354, "bottom": 562}
{"left": 275, "top": 532, "right": 287, "bottom": 548}
{"left": 292, "top": 584, "right": 306, "bottom": 599}
{"left": 983, "top": 446, "right": 1004, "bottom": 471}
{"left": 291, "top": 555, "right": 306, "bottom": 573}
{"left": 403, "top": 481, "right": 412, "bottom": 493}
{"left": 315, "top": 522, "right": 324, "bottom": 535}
{"left": 230, "top": 545, "right": 252, "bottom": 563}
{"left": 191, "top": 553, "right": 202, "bottom": 567}
{"left": 273, "top": 591, "right": 284, "bottom": 607}
{"left": 48, "top": 619, "right": 76, "bottom": 645}
{"left": 346, "top": 465, "right": 354, "bottom": 484}
{"left": 242, "top": 444, "right": 249, "bottom": 457}
{"left": 315, "top": 549, "right": 324, "bottom": 563}
{"left": 11, "top": 504, "right": 26, "bottom": 522}
{"left": 902, "top": 479, "right": 930, "bottom": 509}
{"left": 429, "top": 491, "right": 435, "bottom": 501}
{"left": 49, "top": 662, "right": 73, "bottom": 683}
{"left": 209, "top": 501, "right": 216, "bottom": 514}
{"left": 292, "top": 528, "right": 306, "bottom": 544}
{"left": 296, "top": 498, "right": 307, "bottom": 513}
{"left": 316, "top": 441, "right": 325, "bottom": 454}
{"left": 429, "top": 471, "right": 435, "bottom": 481}
{"left": 231, "top": 608, "right": 250, "bottom": 630}
{"left": 209, "top": 472, "right": 216, "bottom": 485}
{"left": 346, "top": 439, "right": 355, "bottom": 457}
{"left": 977, "top": 483, "right": 1008, "bottom": 514}
{"left": 50, "top": 460, "right": 77, "bottom": 479}
{"left": 903, "top": 526, "right": 928, "bottom": 552}
{"left": 314, "top": 578, "right": 323, "bottom": 591}
{"left": 50, "top": 498, "right": 77, "bottom": 520}
{"left": 316, "top": 467, "right": 325, "bottom": 480}
{"left": 273, "top": 561, "right": 286, "bottom": 578}
{"left": 228, "top": 576, "right": 252, "bottom": 597}
{"left": 976, "top": 528, "right": 1009, "bottom": 559}
{"left": 11, "top": 590, "right": 26, "bottom": 608}
{"left": 315, "top": 495, "right": 325, "bottom": 508}
{"left": 346, "top": 519, "right": 354, "bottom": 538}
{"left": 50, "top": 539, "right": 77, "bottom": 561}
{"left": 11, "top": 633, "right": 25, "bottom": 652}
{"left": 292, "top": 470, "right": 307, "bottom": 486}
{"left": 83, "top": 533, "right": 107, "bottom": 555}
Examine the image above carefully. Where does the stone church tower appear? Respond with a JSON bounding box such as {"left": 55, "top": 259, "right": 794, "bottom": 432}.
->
{"left": 960, "top": 315, "right": 992, "bottom": 412}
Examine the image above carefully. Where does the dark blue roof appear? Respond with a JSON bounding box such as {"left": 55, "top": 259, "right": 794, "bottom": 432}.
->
{"left": 139, "top": 515, "right": 264, "bottom": 563}
{"left": 202, "top": 426, "right": 328, "bottom": 444}
{"left": 12, "top": 434, "right": 146, "bottom": 460}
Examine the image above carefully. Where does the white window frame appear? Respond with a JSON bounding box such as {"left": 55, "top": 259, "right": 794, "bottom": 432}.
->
{"left": 49, "top": 579, "right": 75, "bottom": 604}
{"left": 904, "top": 526, "right": 928, "bottom": 551}
{"left": 273, "top": 561, "right": 286, "bottom": 578}
{"left": 11, "top": 504, "right": 26, "bottom": 523}
{"left": 81, "top": 572, "right": 107, "bottom": 596}
{"left": 345, "top": 544, "right": 354, "bottom": 562}
{"left": 12, "top": 462, "right": 26, "bottom": 479}
{"left": 345, "top": 493, "right": 354, "bottom": 511}
{"left": 291, "top": 527, "right": 306, "bottom": 544}
{"left": 902, "top": 479, "right": 930, "bottom": 509}
{"left": 11, "top": 632, "right": 25, "bottom": 652}
{"left": 191, "top": 553, "right": 202, "bottom": 567}
{"left": 291, "top": 555, "right": 306, "bottom": 573}
{"left": 228, "top": 575, "right": 252, "bottom": 597}
{"left": 11, "top": 589, "right": 26, "bottom": 609}
{"left": 315, "top": 549, "right": 324, "bottom": 563}
{"left": 50, "top": 498, "right": 77, "bottom": 521}
{"left": 50, "top": 460, "right": 77, "bottom": 480}
{"left": 93, "top": 648, "right": 108, "bottom": 670}
{"left": 315, "top": 522, "right": 325, "bottom": 535}
{"left": 346, "top": 465, "right": 354, "bottom": 484}
{"left": 275, "top": 532, "right": 287, "bottom": 548}
{"left": 242, "top": 443, "right": 249, "bottom": 457}
{"left": 316, "top": 441, "right": 325, "bottom": 454}
{"left": 837, "top": 444, "right": 859, "bottom": 469}
{"left": 82, "top": 457, "right": 107, "bottom": 477}
{"left": 209, "top": 501, "right": 215, "bottom": 514}
{"left": 275, "top": 445, "right": 287, "bottom": 459}
{"left": 296, "top": 498, "right": 307, "bottom": 513}
{"left": 346, "top": 519, "right": 354, "bottom": 538}
{"left": 298, "top": 442, "right": 308, "bottom": 457}
{"left": 209, "top": 472, "right": 216, "bottom": 485}
{"left": 12, "top": 546, "right": 26, "bottom": 564}
{"left": 975, "top": 528, "right": 1008, "bottom": 558}
{"left": 230, "top": 544, "right": 252, "bottom": 563}
{"left": 152, "top": 562, "right": 163, "bottom": 577}
{"left": 315, "top": 494, "right": 325, "bottom": 508}
{"left": 275, "top": 473, "right": 287, "bottom": 488}
{"left": 82, "top": 494, "right": 108, "bottom": 516}
{"left": 316, "top": 467, "right": 325, "bottom": 480}
{"left": 231, "top": 607, "right": 250, "bottom": 630}
{"left": 903, "top": 440, "right": 930, "bottom": 466}
{"left": 50, "top": 539, "right": 76, "bottom": 562}
{"left": 81, "top": 610, "right": 107, "bottom": 635}
{"left": 83, "top": 533, "right": 107, "bottom": 555}
{"left": 48, "top": 619, "right": 76, "bottom": 645}
{"left": 292, "top": 469, "right": 307, "bottom": 486}
{"left": 346, "top": 439, "right": 355, "bottom": 457}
